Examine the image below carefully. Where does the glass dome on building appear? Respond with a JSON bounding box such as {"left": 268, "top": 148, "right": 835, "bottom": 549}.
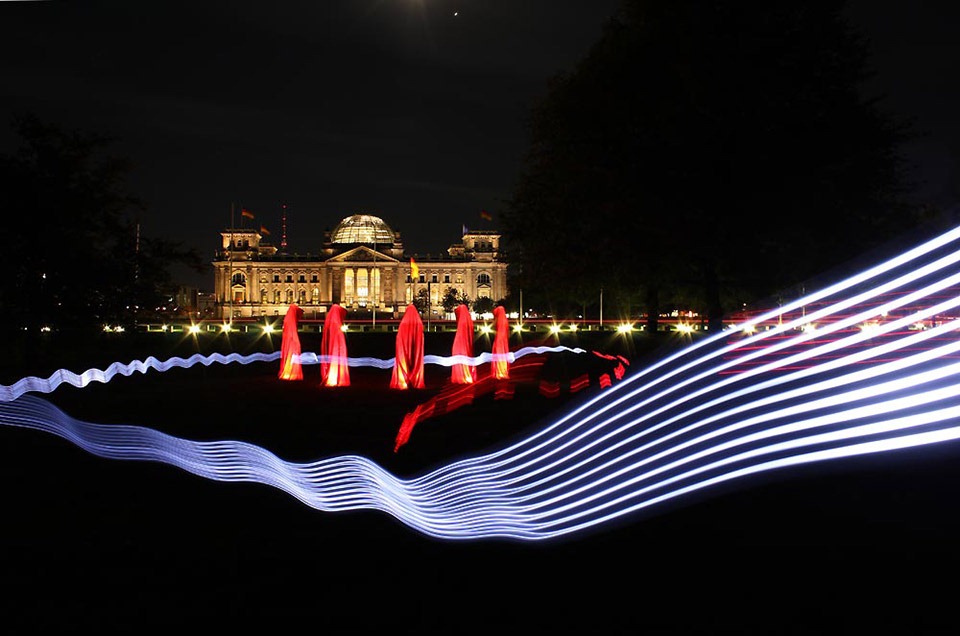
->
{"left": 330, "top": 214, "right": 396, "bottom": 245}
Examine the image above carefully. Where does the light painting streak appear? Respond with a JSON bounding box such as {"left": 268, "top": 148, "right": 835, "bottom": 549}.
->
{"left": 0, "top": 346, "right": 586, "bottom": 403}
{"left": 4, "top": 226, "right": 960, "bottom": 540}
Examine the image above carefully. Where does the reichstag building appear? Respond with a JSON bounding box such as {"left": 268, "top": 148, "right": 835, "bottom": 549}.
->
{"left": 212, "top": 214, "right": 508, "bottom": 319}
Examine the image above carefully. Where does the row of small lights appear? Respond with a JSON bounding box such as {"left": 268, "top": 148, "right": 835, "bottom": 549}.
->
{"left": 106, "top": 321, "right": 651, "bottom": 335}
{"left": 106, "top": 320, "right": 934, "bottom": 336}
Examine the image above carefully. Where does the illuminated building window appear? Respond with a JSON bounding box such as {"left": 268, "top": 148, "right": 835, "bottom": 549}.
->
{"left": 286, "top": 290, "right": 294, "bottom": 304}
{"left": 477, "top": 273, "right": 491, "bottom": 285}
{"left": 357, "top": 268, "right": 369, "bottom": 299}
{"left": 344, "top": 269, "right": 354, "bottom": 302}
{"left": 312, "top": 288, "right": 319, "bottom": 304}
{"left": 444, "top": 274, "right": 450, "bottom": 283}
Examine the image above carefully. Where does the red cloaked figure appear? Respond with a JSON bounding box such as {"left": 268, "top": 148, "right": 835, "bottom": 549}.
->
{"left": 391, "top": 304, "right": 425, "bottom": 390}
{"left": 321, "top": 303, "right": 350, "bottom": 387}
{"left": 451, "top": 304, "right": 476, "bottom": 384}
{"left": 278, "top": 304, "right": 305, "bottom": 380}
{"left": 491, "top": 305, "right": 510, "bottom": 379}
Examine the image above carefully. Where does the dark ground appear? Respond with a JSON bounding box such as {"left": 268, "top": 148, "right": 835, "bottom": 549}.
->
{"left": 2, "top": 329, "right": 960, "bottom": 633}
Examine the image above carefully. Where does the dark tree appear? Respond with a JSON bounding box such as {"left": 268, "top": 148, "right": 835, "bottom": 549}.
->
{"left": 412, "top": 287, "right": 431, "bottom": 314}
{"left": 503, "top": 0, "right": 918, "bottom": 331}
{"left": 440, "top": 286, "right": 471, "bottom": 314}
{"left": 472, "top": 296, "right": 495, "bottom": 315}
{"left": 0, "top": 114, "right": 205, "bottom": 333}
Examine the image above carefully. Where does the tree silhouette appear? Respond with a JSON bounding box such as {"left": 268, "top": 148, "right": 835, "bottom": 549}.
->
{"left": 503, "top": 0, "right": 919, "bottom": 330}
{"left": 440, "top": 286, "right": 470, "bottom": 314}
{"left": 0, "top": 114, "right": 205, "bottom": 334}
{"left": 412, "top": 287, "right": 431, "bottom": 314}
{"left": 472, "top": 296, "right": 495, "bottom": 315}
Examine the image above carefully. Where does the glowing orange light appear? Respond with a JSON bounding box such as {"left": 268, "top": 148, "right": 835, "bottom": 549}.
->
{"left": 321, "top": 304, "right": 350, "bottom": 387}
{"left": 391, "top": 304, "right": 425, "bottom": 390}
{"left": 279, "top": 304, "right": 304, "bottom": 381}
{"left": 491, "top": 305, "right": 510, "bottom": 380}
{"left": 451, "top": 304, "right": 477, "bottom": 384}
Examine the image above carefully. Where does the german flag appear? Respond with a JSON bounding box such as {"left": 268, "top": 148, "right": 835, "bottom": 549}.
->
{"left": 480, "top": 210, "right": 492, "bottom": 221}
{"left": 241, "top": 208, "right": 255, "bottom": 219}
{"left": 410, "top": 257, "right": 419, "bottom": 279}
{"left": 260, "top": 225, "right": 271, "bottom": 235}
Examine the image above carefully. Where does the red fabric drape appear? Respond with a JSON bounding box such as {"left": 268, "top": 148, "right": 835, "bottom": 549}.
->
{"left": 491, "top": 305, "right": 510, "bottom": 379}
{"left": 279, "top": 304, "right": 305, "bottom": 380}
{"left": 451, "top": 303, "right": 476, "bottom": 384}
{"left": 321, "top": 304, "right": 350, "bottom": 387}
{"left": 391, "top": 304, "right": 425, "bottom": 390}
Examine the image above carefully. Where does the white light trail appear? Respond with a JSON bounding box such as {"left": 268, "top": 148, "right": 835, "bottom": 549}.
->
{"left": 0, "top": 346, "right": 585, "bottom": 402}
{"left": 3, "top": 226, "right": 960, "bottom": 540}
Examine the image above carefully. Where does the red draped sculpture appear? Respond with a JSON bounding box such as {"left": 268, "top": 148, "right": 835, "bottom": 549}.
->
{"left": 451, "top": 303, "right": 476, "bottom": 384}
{"left": 391, "top": 304, "right": 425, "bottom": 390}
{"left": 278, "top": 304, "right": 305, "bottom": 381}
{"left": 491, "top": 305, "right": 510, "bottom": 379}
{"left": 321, "top": 303, "right": 350, "bottom": 387}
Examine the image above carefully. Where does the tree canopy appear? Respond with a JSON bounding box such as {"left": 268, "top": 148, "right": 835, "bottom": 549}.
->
{"left": 441, "top": 286, "right": 470, "bottom": 314}
{"left": 503, "top": 0, "right": 920, "bottom": 330}
{"left": 0, "top": 114, "right": 205, "bottom": 332}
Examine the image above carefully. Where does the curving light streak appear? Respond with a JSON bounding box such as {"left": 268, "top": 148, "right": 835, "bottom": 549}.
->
{"left": 4, "top": 226, "right": 960, "bottom": 540}
{"left": 0, "top": 346, "right": 586, "bottom": 403}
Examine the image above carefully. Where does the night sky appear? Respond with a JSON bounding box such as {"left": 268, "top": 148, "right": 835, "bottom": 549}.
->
{"left": 1, "top": 0, "right": 958, "bottom": 291}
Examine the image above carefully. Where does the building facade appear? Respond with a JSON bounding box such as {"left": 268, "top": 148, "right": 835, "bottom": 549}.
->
{"left": 212, "top": 214, "right": 508, "bottom": 319}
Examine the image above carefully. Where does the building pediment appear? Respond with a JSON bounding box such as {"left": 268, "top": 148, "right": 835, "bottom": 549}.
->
{"left": 328, "top": 246, "right": 399, "bottom": 263}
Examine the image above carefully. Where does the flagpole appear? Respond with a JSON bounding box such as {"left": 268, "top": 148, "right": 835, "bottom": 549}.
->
{"left": 599, "top": 287, "right": 603, "bottom": 331}
{"left": 229, "top": 203, "right": 235, "bottom": 321}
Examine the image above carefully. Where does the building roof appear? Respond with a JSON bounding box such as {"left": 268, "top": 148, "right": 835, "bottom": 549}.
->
{"left": 329, "top": 214, "right": 396, "bottom": 245}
